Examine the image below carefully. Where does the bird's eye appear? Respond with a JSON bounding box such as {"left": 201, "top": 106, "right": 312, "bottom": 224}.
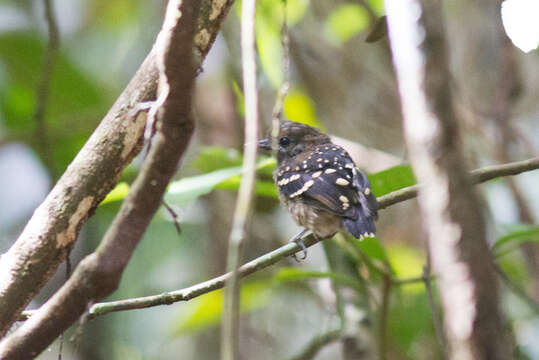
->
{"left": 279, "top": 137, "right": 290, "bottom": 147}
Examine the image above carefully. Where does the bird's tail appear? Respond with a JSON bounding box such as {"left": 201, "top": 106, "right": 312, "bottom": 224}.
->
{"left": 343, "top": 214, "right": 376, "bottom": 239}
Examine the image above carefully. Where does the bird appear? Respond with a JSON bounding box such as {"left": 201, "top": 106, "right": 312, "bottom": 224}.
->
{"left": 258, "top": 121, "right": 378, "bottom": 259}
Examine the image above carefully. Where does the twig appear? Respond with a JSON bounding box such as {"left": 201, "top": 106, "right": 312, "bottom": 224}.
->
{"left": 287, "top": 329, "right": 342, "bottom": 360}
{"left": 221, "top": 0, "right": 258, "bottom": 356}
{"left": 34, "top": 0, "right": 60, "bottom": 178}
{"left": 378, "top": 275, "right": 391, "bottom": 360}
{"left": 422, "top": 253, "right": 448, "bottom": 360}
{"left": 88, "top": 235, "right": 321, "bottom": 317}
{"left": 271, "top": 0, "right": 291, "bottom": 154}
{"left": 17, "top": 157, "right": 539, "bottom": 321}
{"left": 161, "top": 200, "right": 182, "bottom": 235}
{"left": 378, "top": 157, "right": 539, "bottom": 210}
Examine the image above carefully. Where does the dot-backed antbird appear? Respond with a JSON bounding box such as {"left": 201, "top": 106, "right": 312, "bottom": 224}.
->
{"left": 258, "top": 121, "right": 378, "bottom": 258}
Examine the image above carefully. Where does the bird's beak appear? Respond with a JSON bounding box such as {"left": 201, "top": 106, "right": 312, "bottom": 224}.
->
{"left": 258, "top": 137, "right": 272, "bottom": 152}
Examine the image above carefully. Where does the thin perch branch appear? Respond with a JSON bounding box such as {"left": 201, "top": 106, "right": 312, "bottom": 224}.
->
{"left": 378, "top": 157, "right": 539, "bottom": 210}
{"left": 15, "top": 157, "right": 531, "bottom": 320}
{"left": 89, "top": 235, "right": 321, "bottom": 317}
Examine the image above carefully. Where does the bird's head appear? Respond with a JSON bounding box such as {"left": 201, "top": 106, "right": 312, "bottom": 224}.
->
{"left": 258, "top": 121, "right": 331, "bottom": 164}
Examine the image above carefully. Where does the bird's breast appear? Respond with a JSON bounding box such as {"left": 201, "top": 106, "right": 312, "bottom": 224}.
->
{"left": 284, "top": 198, "right": 343, "bottom": 239}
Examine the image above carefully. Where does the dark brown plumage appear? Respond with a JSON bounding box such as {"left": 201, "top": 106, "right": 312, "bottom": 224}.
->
{"left": 258, "top": 121, "right": 378, "bottom": 242}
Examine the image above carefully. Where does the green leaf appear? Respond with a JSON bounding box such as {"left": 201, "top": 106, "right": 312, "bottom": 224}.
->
{"left": 256, "top": 156, "right": 277, "bottom": 177}
{"left": 366, "top": 0, "right": 385, "bottom": 16}
{"left": 388, "top": 293, "right": 434, "bottom": 356}
{"left": 275, "top": 267, "right": 362, "bottom": 291}
{"left": 2, "top": 84, "right": 34, "bottom": 125}
{"left": 237, "top": 0, "right": 309, "bottom": 27}
{"left": 100, "top": 182, "right": 130, "bottom": 205}
{"left": 356, "top": 236, "right": 387, "bottom": 261}
{"left": 194, "top": 146, "right": 243, "bottom": 173}
{"left": 325, "top": 4, "right": 370, "bottom": 44}
{"left": 231, "top": 80, "right": 245, "bottom": 118}
{"left": 237, "top": 0, "right": 308, "bottom": 88}
{"left": 387, "top": 243, "right": 425, "bottom": 294}
{"left": 165, "top": 157, "right": 277, "bottom": 205}
{"left": 283, "top": 89, "right": 323, "bottom": 130}
{"left": 172, "top": 281, "right": 271, "bottom": 335}
{"left": 492, "top": 225, "right": 539, "bottom": 254}
{"left": 217, "top": 178, "right": 278, "bottom": 198}
{"left": 254, "top": 181, "right": 278, "bottom": 198}
{"left": 89, "top": 0, "right": 141, "bottom": 29}
{"left": 165, "top": 166, "right": 244, "bottom": 205}
{"left": 0, "top": 32, "right": 107, "bottom": 171}
{"left": 368, "top": 165, "right": 416, "bottom": 197}
{"left": 256, "top": 21, "right": 283, "bottom": 88}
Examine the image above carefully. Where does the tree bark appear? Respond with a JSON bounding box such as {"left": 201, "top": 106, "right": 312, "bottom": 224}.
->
{"left": 0, "top": 0, "right": 205, "bottom": 357}
{"left": 0, "top": 0, "right": 235, "bottom": 339}
{"left": 385, "top": 0, "right": 512, "bottom": 359}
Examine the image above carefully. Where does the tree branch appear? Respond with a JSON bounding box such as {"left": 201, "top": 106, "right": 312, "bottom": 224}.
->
{"left": 386, "top": 0, "right": 512, "bottom": 358}
{"left": 34, "top": 0, "right": 60, "bottom": 178}
{"left": 221, "top": 0, "right": 259, "bottom": 358}
{"left": 378, "top": 157, "right": 538, "bottom": 210}
{"left": 287, "top": 329, "right": 342, "bottom": 360}
{"left": 0, "top": 0, "right": 236, "bottom": 340}
{"left": 14, "top": 157, "right": 532, "bottom": 321}
{"left": 89, "top": 235, "right": 322, "bottom": 317}
{"left": 423, "top": 252, "right": 448, "bottom": 360}
{"left": 0, "top": 0, "right": 201, "bottom": 358}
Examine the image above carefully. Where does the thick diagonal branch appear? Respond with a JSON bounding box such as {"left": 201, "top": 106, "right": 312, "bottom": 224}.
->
{"left": 0, "top": 1, "right": 200, "bottom": 358}
{"left": 0, "top": 0, "right": 235, "bottom": 339}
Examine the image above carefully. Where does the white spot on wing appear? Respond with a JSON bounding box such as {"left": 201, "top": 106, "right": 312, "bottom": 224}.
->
{"left": 336, "top": 178, "right": 349, "bottom": 186}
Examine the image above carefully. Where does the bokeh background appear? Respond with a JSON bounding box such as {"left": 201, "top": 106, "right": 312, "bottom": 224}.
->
{"left": 0, "top": 0, "right": 538, "bottom": 359}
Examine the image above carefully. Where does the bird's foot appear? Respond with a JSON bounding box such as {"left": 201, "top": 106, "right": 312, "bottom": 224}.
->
{"left": 289, "top": 229, "right": 312, "bottom": 262}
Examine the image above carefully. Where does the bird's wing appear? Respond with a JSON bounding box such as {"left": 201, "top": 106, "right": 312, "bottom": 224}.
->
{"left": 276, "top": 145, "right": 376, "bottom": 219}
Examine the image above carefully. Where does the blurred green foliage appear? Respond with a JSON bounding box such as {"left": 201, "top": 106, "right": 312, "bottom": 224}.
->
{"left": 103, "top": 147, "right": 416, "bottom": 214}
{"left": 248, "top": 0, "right": 309, "bottom": 88}
{"left": 368, "top": 164, "right": 416, "bottom": 197}
{"left": 172, "top": 281, "right": 272, "bottom": 335}
{"left": 275, "top": 267, "right": 362, "bottom": 292}
{"left": 283, "top": 88, "right": 322, "bottom": 130}
{"left": 101, "top": 182, "right": 130, "bottom": 205}
{"left": 325, "top": 4, "right": 370, "bottom": 44}
{"left": 493, "top": 224, "right": 539, "bottom": 256}
{"left": 0, "top": 32, "right": 107, "bottom": 171}
{"left": 1, "top": 1, "right": 537, "bottom": 359}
